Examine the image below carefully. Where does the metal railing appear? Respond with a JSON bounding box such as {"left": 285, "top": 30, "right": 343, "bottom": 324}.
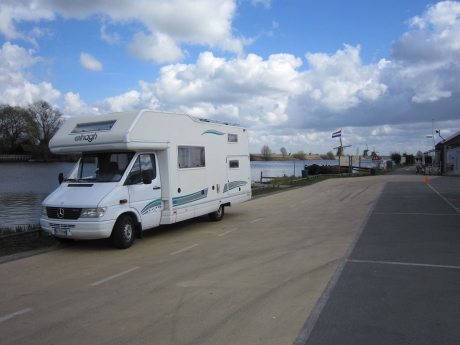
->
{"left": 0, "top": 154, "right": 32, "bottom": 161}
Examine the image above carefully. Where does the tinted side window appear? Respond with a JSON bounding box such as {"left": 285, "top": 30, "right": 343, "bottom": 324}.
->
{"left": 126, "top": 154, "right": 156, "bottom": 185}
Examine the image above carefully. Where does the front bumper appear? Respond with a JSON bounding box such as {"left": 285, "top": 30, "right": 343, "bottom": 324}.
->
{"left": 40, "top": 218, "right": 116, "bottom": 239}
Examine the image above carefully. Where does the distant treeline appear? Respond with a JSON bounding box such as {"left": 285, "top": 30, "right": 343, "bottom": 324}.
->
{"left": 0, "top": 101, "right": 76, "bottom": 161}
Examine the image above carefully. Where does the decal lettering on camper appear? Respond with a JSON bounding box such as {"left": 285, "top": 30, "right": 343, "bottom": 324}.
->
{"left": 74, "top": 133, "right": 97, "bottom": 143}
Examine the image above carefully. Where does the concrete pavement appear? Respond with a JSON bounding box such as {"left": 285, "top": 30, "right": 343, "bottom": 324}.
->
{"left": 1, "top": 167, "right": 457, "bottom": 344}
{"left": 296, "top": 167, "right": 460, "bottom": 345}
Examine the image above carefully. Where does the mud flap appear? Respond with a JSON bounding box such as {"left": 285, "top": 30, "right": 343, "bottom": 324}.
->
{"left": 136, "top": 222, "right": 143, "bottom": 239}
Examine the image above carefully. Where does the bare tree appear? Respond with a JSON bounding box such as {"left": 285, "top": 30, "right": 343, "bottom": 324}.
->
{"left": 26, "top": 100, "right": 64, "bottom": 160}
{"left": 0, "top": 105, "right": 29, "bottom": 154}
{"left": 261, "top": 145, "right": 272, "bottom": 160}
{"left": 280, "top": 147, "right": 287, "bottom": 157}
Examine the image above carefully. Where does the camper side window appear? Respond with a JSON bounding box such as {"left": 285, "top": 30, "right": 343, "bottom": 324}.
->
{"left": 126, "top": 154, "right": 156, "bottom": 185}
{"left": 178, "top": 146, "right": 205, "bottom": 168}
{"left": 229, "top": 160, "right": 239, "bottom": 168}
{"left": 228, "top": 134, "right": 238, "bottom": 143}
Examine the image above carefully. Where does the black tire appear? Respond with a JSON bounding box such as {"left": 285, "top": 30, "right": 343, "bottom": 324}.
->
{"left": 112, "top": 214, "right": 135, "bottom": 249}
{"left": 208, "top": 205, "right": 224, "bottom": 222}
{"left": 54, "top": 237, "right": 74, "bottom": 244}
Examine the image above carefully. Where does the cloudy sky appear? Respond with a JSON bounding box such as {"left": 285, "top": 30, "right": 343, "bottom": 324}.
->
{"left": 1, "top": 0, "right": 459, "bottom": 155}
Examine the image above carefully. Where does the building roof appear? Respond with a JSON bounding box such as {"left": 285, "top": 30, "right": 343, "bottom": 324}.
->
{"left": 435, "top": 130, "right": 460, "bottom": 149}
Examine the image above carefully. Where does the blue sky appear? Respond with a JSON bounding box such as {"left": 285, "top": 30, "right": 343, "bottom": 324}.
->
{"left": 1, "top": 0, "right": 459, "bottom": 155}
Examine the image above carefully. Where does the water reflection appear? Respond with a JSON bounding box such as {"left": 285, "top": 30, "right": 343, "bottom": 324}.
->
{"left": 0, "top": 162, "right": 74, "bottom": 228}
{"left": 0, "top": 192, "right": 49, "bottom": 227}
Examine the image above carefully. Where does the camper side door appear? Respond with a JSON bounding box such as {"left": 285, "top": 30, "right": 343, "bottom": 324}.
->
{"left": 226, "top": 155, "right": 250, "bottom": 194}
{"left": 126, "top": 154, "right": 162, "bottom": 229}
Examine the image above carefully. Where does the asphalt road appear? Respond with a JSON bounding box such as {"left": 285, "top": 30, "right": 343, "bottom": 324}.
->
{"left": 1, "top": 168, "right": 457, "bottom": 344}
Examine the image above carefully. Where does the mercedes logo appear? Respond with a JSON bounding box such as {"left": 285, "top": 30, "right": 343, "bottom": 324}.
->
{"left": 57, "top": 208, "right": 65, "bottom": 219}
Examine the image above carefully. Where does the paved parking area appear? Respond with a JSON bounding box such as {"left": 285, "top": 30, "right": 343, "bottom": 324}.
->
{"left": 295, "top": 171, "right": 460, "bottom": 345}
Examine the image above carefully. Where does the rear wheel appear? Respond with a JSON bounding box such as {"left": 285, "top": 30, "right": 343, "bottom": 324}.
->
{"left": 208, "top": 205, "right": 224, "bottom": 222}
{"left": 113, "top": 215, "right": 135, "bottom": 249}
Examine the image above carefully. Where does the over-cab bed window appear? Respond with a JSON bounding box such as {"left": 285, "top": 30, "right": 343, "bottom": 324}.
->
{"left": 71, "top": 120, "right": 116, "bottom": 133}
{"left": 178, "top": 146, "right": 205, "bottom": 168}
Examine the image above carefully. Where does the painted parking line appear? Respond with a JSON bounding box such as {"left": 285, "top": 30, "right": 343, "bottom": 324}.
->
{"left": 348, "top": 259, "right": 460, "bottom": 270}
{"left": 218, "top": 228, "right": 238, "bottom": 236}
{"left": 0, "top": 308, "right": 32, "bottom": 324}
{"left": 251, "top": 218, "right": 263, "bottom": 223}
{"left": 90, "top": 267, "right": 140, "bottom": 286}
{"left": 170, "top": 244, "right": 199, "bottom": 255}
{"left": 289, "top": 204, "right": 297, "bottom": 208}
{"left": 428, "top": 184, "right": 460, "bottom": 214}
{"left": 374, "top": 212, "right": 460, "bottom": 216}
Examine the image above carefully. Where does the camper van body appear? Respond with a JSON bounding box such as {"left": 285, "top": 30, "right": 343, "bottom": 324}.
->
{"left": 40, "top": 110, "right": 251, "bottom": 248}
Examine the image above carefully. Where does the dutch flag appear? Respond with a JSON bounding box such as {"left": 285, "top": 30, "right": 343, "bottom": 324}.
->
{"left": 332, "top": 129, "right": 342, "bottom": 138}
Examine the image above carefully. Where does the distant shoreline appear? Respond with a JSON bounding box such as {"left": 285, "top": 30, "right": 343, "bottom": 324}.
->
{"left": 250, "top": 154, "right": 337, "bottom": 161}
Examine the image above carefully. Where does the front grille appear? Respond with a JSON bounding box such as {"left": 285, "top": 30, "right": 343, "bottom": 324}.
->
{"left": 46, "top": 207, "right": 82, "bottom": 220}
{"left": 48, "top": 223, "right": 76, "bottom": 230}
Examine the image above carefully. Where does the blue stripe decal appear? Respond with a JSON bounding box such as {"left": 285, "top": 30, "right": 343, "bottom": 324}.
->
{"left": 223, "top": 181, "right": 247, "bottom": 193}
{"left": 173, "top": 188, "right": 208, "bottom": 207}
{"left": 202, "top": 130, "right": 224, "bottom": 136}
{"left": 141, "top": 198, "right": 162, "bottom": 215}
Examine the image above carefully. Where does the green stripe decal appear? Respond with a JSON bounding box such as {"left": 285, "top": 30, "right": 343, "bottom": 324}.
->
{"left": 202, "top": 130, "right": 224, "bottom": 136}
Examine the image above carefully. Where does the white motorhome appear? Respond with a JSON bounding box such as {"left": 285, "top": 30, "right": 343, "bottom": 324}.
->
{"left": 40, "top": 110, "right": 251, "bottom": 249}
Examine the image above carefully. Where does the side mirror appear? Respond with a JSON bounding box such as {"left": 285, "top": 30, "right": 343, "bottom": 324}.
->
{"left": 142, "top": 170, "right": 152, "bottom": 185}
{"left": 58, "top": 173, "right": 64, "bottom": 185}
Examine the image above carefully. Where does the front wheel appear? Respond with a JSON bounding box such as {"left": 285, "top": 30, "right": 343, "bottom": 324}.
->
{"left": 208, "top": 205, "right": 224, "bottom": 222}
{"left": 112, "top": 215, "right": 135, "bottom": 249}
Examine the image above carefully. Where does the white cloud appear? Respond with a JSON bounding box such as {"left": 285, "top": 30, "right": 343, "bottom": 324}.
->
{"left": 100, "top": 25, "right": 122, "bottom": 45}
{"left": 389, "top": 1, "right": 460, "bottom": 103}
{"left": 80, "top": 52, "right": 103, "bottom": 71}
{"left": 62, "top": 92, "right": 99, "bottom": 117}
{"left": 303, "top": 45, "right": 388, "bottom": 111}
{"left": 0, "top": 42, "right": 60, "bottom": 105}
{"left": 0, "top": 3, "right": 55, "bottom": 42}
{"left": 251, "top": 0, "right": 272, "bottom": 9}
{"left": 127, "top": 32, "right": 184, "bottom": 63}
{"left": 0, "top": 0, "right": 246, "bottom": 63}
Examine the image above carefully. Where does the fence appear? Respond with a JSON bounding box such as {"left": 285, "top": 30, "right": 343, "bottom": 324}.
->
{"left": 0, "top": 154, "right": 32, "bottom": 161}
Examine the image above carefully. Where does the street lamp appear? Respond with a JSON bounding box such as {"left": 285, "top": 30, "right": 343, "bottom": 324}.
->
{"left": 436, "top": 130, "right": 445, "bottom": 140}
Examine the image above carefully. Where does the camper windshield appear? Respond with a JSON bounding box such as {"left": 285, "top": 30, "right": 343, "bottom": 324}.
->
{"left": 65, "top": 152, "right": 135, "bottom": 182}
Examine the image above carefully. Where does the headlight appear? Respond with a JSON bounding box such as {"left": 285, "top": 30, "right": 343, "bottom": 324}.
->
{"left": 80, "top": 207, "right": 107, "bottom": 218}
{"left": 42, "top": 206, "right": 47, "bottom": 216}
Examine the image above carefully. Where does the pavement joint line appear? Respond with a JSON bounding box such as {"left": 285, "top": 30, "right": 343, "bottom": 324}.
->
{"left": 251, "top": 218, "right": 263, "bottom": 223}
{"left": 0, "top": 308, "right": 33, "bottom": 324}
{"left": 218, "top": 228, "right": 238, "bottom": 236}
{"left": 347, "top": 259, "right": 460, "bottom": 270}
{"left": 292, "top": 182, "right": 387, "bottom": 345}
{"left": 90, "top": 267, "right": 140, "bottom": 286}
{"left": 170, "top": 244, "right": 199, "bottom": 255}
{"left": 290, "top": 204, "right": 297, "bottom": 208}
{"left": 427, "top": 184, "right": 460, "bottom": 214}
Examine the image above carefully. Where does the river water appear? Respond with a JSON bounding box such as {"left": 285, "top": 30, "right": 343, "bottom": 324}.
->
{"left": 0, "top": 159, "right": 374, "bottom": 228}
